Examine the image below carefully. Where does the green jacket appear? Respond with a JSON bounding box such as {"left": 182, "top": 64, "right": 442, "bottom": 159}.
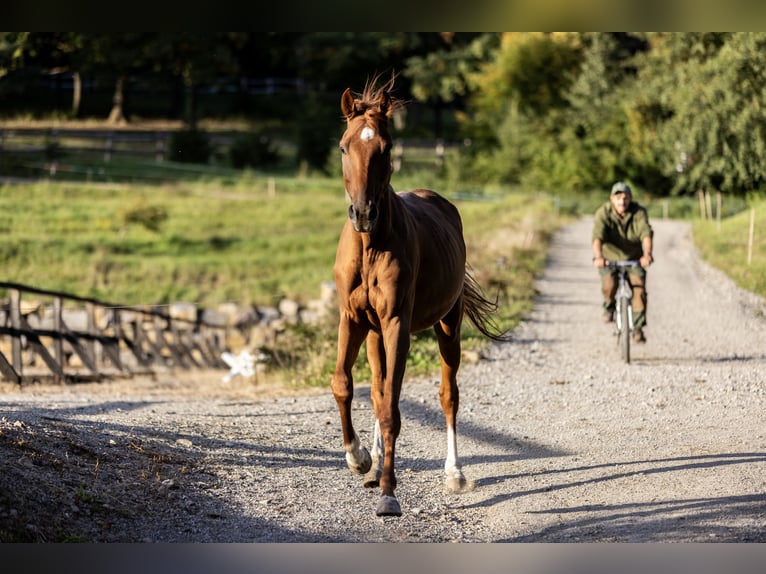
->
{"left": 592, "top": 201, "right": 653, "bottom": 262}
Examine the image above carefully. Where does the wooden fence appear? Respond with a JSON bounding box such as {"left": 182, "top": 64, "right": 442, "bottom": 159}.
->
{"left": 0, "top": 127, "right": 456, "bottom": 171}
{"left": 0, "top": 127, "right": 235, "bottom": 164}
{"left": 0, "top": 281, "right": 231, "bottom": 385}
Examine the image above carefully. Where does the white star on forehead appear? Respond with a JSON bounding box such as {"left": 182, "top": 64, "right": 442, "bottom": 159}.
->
{"left": 360, "top": 127, "right": 376, "bottom": 142}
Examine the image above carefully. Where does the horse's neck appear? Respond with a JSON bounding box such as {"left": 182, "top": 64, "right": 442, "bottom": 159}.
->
{"left": 368, "top": 185, "right": 397, "bottom": 243}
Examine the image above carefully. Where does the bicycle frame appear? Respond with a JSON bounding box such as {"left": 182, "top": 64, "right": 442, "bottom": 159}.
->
{"left": 606, "top": 260, "right": 640, "bottom": 363}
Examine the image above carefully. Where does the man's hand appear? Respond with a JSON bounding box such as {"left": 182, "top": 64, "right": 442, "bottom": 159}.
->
{"left": 640, "top": 253, "right": 654, "bottom": 268}
{"left": 592, "top": 255, "right": 606, "bottom": 269}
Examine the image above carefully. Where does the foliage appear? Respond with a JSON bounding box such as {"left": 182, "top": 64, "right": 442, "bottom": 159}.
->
{"left": 119, "top": 200, "right": 168, "bottom": 233}
{"left": 168, "top": 130, "right": 211, "bottom": 164}
{"left": 5, "top": 32, "right": 766, "bottom": 200}
{"left": 228, "top": 132, "right": 279, "bottom": 169}
{"left": 641, "top": 33, "right": 766, "bottom": 195}
{"left": 296, "top": 91, "right": 339, "bottom": 174}
{"left": 460, "top": 32, "right": 766, "bottom": 199}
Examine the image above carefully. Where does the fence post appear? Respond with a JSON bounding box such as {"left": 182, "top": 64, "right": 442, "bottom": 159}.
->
{"left": 9, "top": 288, "right": 22, "bottom": 374}
{"left": 155, "top": 133, "right": 165, "bottom": 162}
{"left": 716, "top": 192, "right": 722, "bottom": 232}
{"left": 104, "top": 132, "right": 113, "bottom": 162}
{"left": 435, "top": 140, "right": 445, "bottom": 169}
{"left": 53, "top": 296, "right": 64, "bottom": 367}
{"left": 268, "top": 177, "right": 276, "bottom": 197}
{"left": 393, "top": 142, "right": 403, "bottom": 172}
{"left": 747, "top": 207, "right": 755, "bottom": 266}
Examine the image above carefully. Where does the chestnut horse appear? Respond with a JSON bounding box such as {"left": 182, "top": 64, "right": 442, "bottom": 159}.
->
{"left": 331, "top": 79, "right": 510, "bottom": 516}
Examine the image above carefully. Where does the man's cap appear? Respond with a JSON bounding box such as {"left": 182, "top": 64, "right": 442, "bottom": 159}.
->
{"left": 611, "top": 181, "right": 632, "bottom": 195}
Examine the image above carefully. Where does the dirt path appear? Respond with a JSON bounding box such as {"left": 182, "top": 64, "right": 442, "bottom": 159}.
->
{"left": 1, "top": 217, "right": 765, "bottom": 542}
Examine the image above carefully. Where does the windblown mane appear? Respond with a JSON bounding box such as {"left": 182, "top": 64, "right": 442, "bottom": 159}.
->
{"left": 346, "top": 73, "right": 404, "bottom": 118}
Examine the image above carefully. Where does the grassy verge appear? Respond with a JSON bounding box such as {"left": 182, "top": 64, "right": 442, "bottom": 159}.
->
{"left": 691, "top": 199, "right": 766, "bottom": 302}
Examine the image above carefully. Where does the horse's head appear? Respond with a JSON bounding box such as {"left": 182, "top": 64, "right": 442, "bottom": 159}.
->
{"left": 339, "top": 85, "right": 395, "bottom": 233}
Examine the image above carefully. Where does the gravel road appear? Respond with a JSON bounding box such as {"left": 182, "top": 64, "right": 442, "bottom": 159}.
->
{"left": 2, "top": 216, "right": 765, "bottom": 543}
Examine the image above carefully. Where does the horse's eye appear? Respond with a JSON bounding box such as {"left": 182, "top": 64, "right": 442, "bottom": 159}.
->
{"left": 383, "top": 142, "right": 392, "bottom": 154}
{"left": 339, "top": 144, "right": 347, "bottom": 155}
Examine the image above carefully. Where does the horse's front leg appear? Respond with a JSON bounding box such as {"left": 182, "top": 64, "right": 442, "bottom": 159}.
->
{"left": 331, "top": 316, "right": 371, "bottom": 475}
{"left": 363, "top": 331, "right": 385, "bottom": 488}
{"left": 374, "top": 317, "right": 410, "bottom": 516}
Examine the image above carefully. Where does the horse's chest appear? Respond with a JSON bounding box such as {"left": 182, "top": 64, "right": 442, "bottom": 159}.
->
{"left": 347, "top": 273, "right": 387, "bottom": 324}
{"left": 343, "top": 258, "right": 406, "bottom": 325}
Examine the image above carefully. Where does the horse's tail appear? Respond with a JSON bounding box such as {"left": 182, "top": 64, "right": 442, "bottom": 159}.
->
{"left": 462, "top": 269, "right": 513, "bottom": 342}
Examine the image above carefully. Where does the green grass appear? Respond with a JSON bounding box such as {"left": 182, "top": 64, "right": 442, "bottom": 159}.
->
{"left": 0, "top": 176, "right": 345, "bottom": 307}
{"left": 692, "top": 199, "right": 766, "bottom": 302}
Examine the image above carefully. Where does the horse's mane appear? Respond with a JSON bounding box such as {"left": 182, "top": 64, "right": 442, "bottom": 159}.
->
{"left": 352, "top": 73, "right": 405, "bottom": 117}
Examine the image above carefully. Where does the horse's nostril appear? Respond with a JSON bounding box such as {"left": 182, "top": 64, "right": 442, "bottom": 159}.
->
{"left": 348, "top": 205, "right": 357, "bottom": 221}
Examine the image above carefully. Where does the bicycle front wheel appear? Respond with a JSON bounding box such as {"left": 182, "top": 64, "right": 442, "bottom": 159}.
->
{"left": 619, "top": 296, "right": 631, "bottom": 363}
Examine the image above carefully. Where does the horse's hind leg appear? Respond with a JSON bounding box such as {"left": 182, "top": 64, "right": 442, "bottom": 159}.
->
{"left": 435, "top": 302, "right": 468, "bottom": 493}
{"left": 332, "top": 317, "right": 372, "bottom": 475}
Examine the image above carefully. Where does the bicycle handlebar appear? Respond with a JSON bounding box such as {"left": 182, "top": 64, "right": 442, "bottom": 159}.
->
{"left": 605, "top": 260, "right": 640, "bottom": 268}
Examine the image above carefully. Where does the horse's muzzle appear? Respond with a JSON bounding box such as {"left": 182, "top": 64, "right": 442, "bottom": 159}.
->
{"left": 348, "top": 202, "right": 378, "bottom": 233}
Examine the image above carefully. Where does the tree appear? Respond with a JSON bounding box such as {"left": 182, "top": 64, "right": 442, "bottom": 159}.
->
{"left": 462, "top": 33, "right": 584, "bottom": 186}
{"left": 142, "top": 33, "right": 246, "bottom": 129}
{"left": 403, "top": 33, "right": 497, "bottom": 138}
{"left": 643, "top": 33, "right": 766, "bottom": 195}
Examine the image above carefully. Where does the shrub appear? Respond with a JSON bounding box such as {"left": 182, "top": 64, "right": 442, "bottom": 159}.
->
{"left": 119, "top": 200, "right": 168, "bottom": 232}
{"left": 296, "top": 93, "right": 337, "bottom": 173}
{"left": 229, "top": 133, "right": 279, "bottom": 169}
{"left": 168, "top": 130, "right": 211, "bottom": 164}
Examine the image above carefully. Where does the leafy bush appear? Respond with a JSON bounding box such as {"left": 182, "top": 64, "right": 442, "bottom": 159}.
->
{"left": 119, "top": 200, "right": 168, "bottom": 232}
{"left": 169, "top": 130, "right": 211, "bottom": 164}
{"left": 229, "top": 133, "right": 279, "bottom": 169}
{"left": 296, "top": 93, "right": 338, "bottom": 173}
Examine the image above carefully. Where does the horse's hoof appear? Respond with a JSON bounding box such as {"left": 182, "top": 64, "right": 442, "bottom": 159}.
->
{"left": 376, "top": 495, "right": 402, "bottom": 516}
{"left": 445, "top": 469, "right": 468, "bottom": 493}
{"left": 363, "top": 467, "right": 381, "bottom": 488}
{"left": 346, "top": 446, "right": 372, "bottom": 475}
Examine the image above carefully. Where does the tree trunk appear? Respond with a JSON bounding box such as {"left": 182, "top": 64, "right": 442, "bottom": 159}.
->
{"left": 184, "top": 83, "right": 198, "bottom": 130}
{"left": 71, "top": 72, "right": 82, "bottom": 118}
{"left": 107, "top": 75, "right": 128, "bottom": 125}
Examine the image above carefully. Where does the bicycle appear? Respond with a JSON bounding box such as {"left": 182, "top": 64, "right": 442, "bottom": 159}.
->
{"left": 605, "top": 260, "right": 640, "bottom": 364}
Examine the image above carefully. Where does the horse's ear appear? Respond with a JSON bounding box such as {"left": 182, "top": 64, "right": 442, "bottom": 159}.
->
{"left": 341, "top": 88, "right": 355, "bottom": 120}
{"left": 378, "top": 91, "right": 392, "bottom": 117}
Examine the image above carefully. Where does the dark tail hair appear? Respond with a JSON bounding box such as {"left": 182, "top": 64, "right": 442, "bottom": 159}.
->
{"left": 462, "top": 270, "right": 513, "bottom": 342}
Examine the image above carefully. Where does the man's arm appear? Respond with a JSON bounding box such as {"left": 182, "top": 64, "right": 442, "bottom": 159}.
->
{"left": 640, "top": 235, "right": 654, "bottom": 268}
{"left": 592, "top": 238, "right": 606, "bottom": 268}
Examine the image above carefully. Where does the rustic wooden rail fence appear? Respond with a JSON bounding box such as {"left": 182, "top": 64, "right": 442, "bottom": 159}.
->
{"left": 0, "top": 127, "right": 234, "bottom": 164}
{"left": 0, "top": 281, "right": 231, "bottom": 385}
{"left": 0, "top": 127, "right": 458, "bottom": 172}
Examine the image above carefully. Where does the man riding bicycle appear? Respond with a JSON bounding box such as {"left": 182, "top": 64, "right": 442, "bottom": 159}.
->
{"left": 592, "top": 181, "right": 654, "bottom": 343}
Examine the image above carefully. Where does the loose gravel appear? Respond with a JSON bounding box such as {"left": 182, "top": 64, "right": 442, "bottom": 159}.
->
{"left": 1, "top": 217, "right": 765, "bottom": 542}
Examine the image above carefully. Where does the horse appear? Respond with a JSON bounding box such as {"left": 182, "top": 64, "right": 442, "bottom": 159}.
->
{"left": 331, "top": 78, "right": 511, "bottom": 517}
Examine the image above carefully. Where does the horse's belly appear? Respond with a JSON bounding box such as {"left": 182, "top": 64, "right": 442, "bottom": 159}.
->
{"left": 410, "top": 278, "right": 463, "bottom": 332}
